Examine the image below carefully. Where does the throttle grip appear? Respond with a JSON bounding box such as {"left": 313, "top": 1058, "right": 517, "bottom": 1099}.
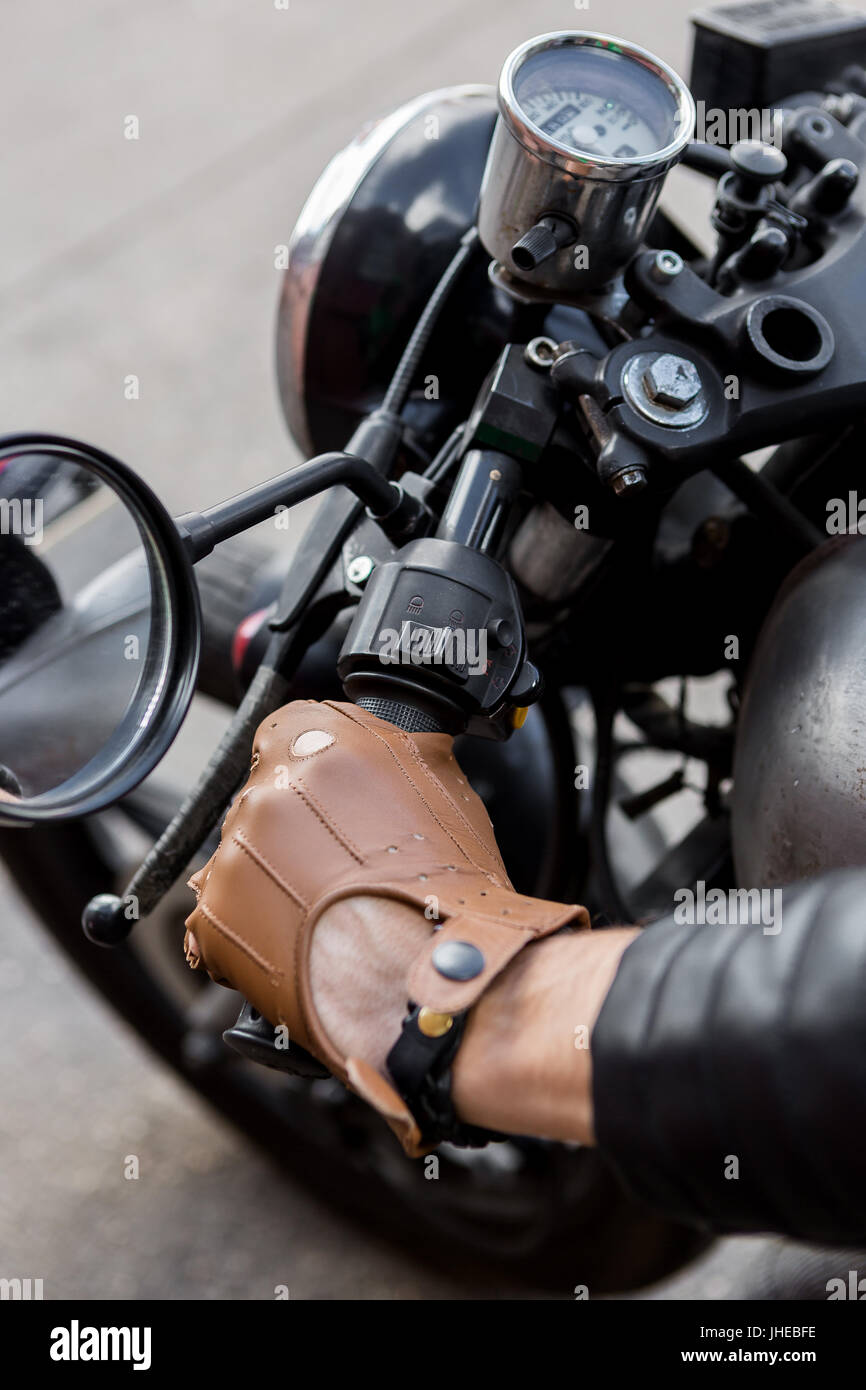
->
{"left": 354, "top": 696, "right": 448, "bottom": 734}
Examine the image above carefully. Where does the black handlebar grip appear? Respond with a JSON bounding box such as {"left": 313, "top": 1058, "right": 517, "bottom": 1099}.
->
{"left": 354, "top": 696, "right": 448, "bottom": 734}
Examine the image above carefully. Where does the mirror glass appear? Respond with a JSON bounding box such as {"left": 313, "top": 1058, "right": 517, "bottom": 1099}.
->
{"left": 0, "top": 439, "right": 198, "bottom": 818}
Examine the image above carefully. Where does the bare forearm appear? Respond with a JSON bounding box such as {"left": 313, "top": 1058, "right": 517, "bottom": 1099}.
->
{"left": 451, "top": 927, "right": 639, "bottom": 1144}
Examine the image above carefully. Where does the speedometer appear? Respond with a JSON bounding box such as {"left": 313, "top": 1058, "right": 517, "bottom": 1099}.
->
{"left": 511, "top": 40, "right": 686, "bottom": 163}
{"left": 478, "top": 33, "right": 695, "bottom": 294}
{"left": 518, "top": 89, "right": 660, "bottom": 162}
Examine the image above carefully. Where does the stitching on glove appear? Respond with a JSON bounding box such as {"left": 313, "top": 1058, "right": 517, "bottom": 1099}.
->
{"left": 323, "top": 702, "right": 502, "bottom": 876}
{"left": 455, "top": 907, "right": 539, "bottom": 936}
{"left": 196, "top": 901, "right": 282, "bottom": 979}
{"left": 400, "top": 744, "right": 507, "bottom": 874}
{"left": 294, "top": 952, "right": 320, "bottom": 1072}
{"left": 232, "top": 829, "right": 310, "bottom": 911}
{"left": 287, "top": 778, "right": 364, "bottom": 863}
{"left": 498, "top": 897, "right": 575, "bottom": 931}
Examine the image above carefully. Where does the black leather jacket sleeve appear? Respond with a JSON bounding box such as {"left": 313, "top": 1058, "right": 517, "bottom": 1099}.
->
{"left": 591, "top": 868, "right": 866, "bottom": 1243}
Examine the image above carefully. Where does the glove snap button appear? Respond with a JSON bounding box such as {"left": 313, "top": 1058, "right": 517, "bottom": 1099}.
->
{"left": 432, "top": 940, "right": 485, "bottom": 981}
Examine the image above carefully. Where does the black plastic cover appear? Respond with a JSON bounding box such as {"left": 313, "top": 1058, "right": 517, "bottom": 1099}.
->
{"left": 690, "top": 0, "right": 866, "bottom": 112}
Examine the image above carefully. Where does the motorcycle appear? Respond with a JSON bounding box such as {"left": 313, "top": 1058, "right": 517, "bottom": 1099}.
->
{"left": 3, "top": 8, "right": 866, "bottom": 1291}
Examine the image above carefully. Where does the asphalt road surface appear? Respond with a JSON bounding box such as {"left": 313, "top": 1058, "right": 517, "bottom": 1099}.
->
{"left": 0, "top": 0, "right": 859, "bottom": 1301}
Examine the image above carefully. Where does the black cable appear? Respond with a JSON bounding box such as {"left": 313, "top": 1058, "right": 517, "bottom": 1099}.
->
{"left": 423, "top": 424, "right": 465, "bottom": 483}
{"left": 711, "top": 455, "right": 824, "bottom": 555}
{"left": 381, "top": 228, "right": 479, "bottom": 416}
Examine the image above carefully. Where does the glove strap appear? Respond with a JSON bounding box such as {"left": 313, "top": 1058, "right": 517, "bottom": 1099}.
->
{"left": 385, "top": 1004, "right": 504, "bottom": 1149}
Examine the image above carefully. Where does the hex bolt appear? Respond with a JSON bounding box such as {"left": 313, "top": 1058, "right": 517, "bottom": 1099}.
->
{"left": 642, "top": 353, "right": 702, "bottom": 409}
{"left": 346, "top": 554, "right": 375, "bottom": 586}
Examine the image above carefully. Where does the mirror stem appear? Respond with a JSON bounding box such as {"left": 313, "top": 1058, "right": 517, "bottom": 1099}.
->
{"left": 176, "top": 450, "right": 428, "bottom": 561}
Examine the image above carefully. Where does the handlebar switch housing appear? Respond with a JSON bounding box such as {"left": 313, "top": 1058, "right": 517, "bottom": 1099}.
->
{"left": 337, "top": 537, "right": 538, "bottom": 739}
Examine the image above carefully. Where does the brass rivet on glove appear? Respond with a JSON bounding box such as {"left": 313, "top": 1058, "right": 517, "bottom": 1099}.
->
{"left": 418, "top": 1007, "right": 454, "bottom": 1038}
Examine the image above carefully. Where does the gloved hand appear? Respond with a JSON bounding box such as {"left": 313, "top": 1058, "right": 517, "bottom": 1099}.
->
{"left": 184, "top": 699, "right": 588, "bottom": 1154}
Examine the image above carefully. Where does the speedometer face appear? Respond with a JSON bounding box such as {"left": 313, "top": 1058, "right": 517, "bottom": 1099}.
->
{"left": 512, "top": 40, "right": 685, "bottom": 162}
{"left": 519, "top": 90, "right": 658, "bottom": 159}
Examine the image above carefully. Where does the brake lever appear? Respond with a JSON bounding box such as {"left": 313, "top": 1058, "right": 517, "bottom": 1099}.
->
{"left": 222, "top": 1000, "right": 329, "bottom": 1078}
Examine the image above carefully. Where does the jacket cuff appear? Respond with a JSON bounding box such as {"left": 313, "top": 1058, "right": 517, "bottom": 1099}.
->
{"left": 590, "top": 871, "right": 866, "bottom": 1242}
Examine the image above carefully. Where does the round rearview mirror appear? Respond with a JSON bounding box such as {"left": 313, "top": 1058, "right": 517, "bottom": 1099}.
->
{"left": 0, "top": 434, "right": 200, "bottom": 823}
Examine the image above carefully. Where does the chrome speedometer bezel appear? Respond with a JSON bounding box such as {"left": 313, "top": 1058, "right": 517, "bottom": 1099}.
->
{"left": 499, "top": 31, "right": 695, "bottom": 181}
{"left": 477, "top": 31, "right": 696, "bottom": 295}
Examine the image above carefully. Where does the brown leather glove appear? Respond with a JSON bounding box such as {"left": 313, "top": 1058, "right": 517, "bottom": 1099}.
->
{"left": 184, "top": 699, "right": 588, "bottom": 1155}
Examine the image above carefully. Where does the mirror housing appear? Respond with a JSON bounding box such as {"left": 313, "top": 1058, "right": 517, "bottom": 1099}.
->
{"left": 0, "top": 434, "right": 200, "bottom": 824}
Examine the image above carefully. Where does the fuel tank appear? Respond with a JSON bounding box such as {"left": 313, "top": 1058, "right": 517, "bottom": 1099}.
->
{"left": 732, "top": 535, "right": 866, "bottom": 887}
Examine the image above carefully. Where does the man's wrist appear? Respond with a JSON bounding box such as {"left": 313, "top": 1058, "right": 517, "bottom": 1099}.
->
{"left": 451, "top": 927, "right": 639, "bottom": 1145}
